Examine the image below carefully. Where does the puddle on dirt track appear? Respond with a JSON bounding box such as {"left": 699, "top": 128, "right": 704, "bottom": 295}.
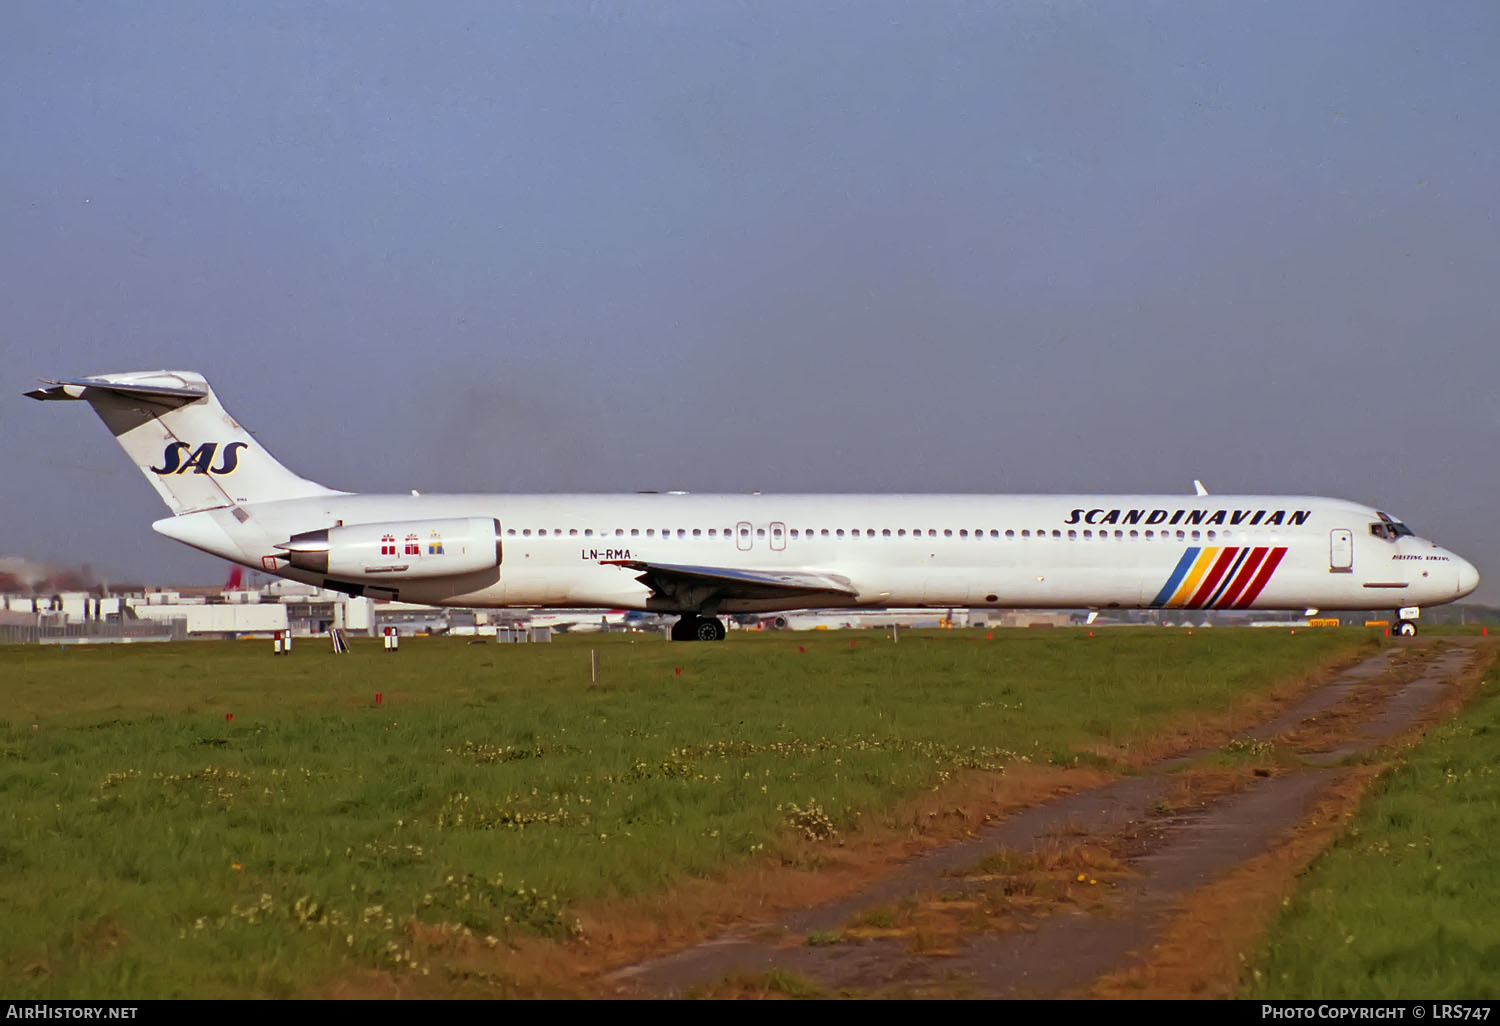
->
{"left": 607, "top": 639, "right": 1493, "bottom": 999}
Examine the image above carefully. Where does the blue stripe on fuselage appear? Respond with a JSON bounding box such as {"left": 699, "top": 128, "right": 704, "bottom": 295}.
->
{"left": 1151, "top": 547, "right": 1201, "bottom": 607}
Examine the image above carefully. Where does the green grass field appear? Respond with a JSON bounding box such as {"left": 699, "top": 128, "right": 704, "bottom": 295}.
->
{"left": 1242, "top": 648, "right": 1500, "bottom": 999}
{"left": 0, "top": 628, "right": 1372, "bottom": 997}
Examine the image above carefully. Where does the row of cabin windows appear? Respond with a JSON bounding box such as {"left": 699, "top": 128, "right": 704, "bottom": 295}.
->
{"left": 504, "top": 527, "right": 1261, "bottom": 542}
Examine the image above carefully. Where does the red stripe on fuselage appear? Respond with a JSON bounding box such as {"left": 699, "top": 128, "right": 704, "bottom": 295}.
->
{"left": 1232, "top": 547, "right": 1287, "bottom": 608}
{"left": 1188, "top": 547, "right": 1240, "bottom": 608}
{"left": 1215, "top": 546, "right": 1268, "bottom": 608}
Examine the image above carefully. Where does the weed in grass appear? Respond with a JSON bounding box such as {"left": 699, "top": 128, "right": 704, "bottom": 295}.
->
{"left": 763, "top": 968, "right": 828, "bottom": 998}
{"left": 908, "top": 930, "right": 951, "bottom": 955}
{"left": 780, "top": 799, "right": 838, "bottom": 841}
{"left": 418, "top": 872, "right": 581, "bottom": 939}
{"left": 692, "top": 968, "right": 828, "bottom": 1000}
{"left": 852, "top": 907, "right": 899, "bottom": 931}
{"left": 441, "top": 966, "right": 518, "bottom": 996}
{"left": 1047, "top": 749, "right": 1114, "bottom": 769}
{"left": 971, "top": 848, "right": 1041, "bottom": 877}
{"left": 1224, "top": 737, "right": 1276, "bottom": 758}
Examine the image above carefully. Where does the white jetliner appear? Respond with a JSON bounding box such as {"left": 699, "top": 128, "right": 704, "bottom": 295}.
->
{"left": 29, "top": 371, "right": 1480, "bottom": 641}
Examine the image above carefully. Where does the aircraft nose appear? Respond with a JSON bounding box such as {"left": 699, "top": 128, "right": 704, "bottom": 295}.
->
{"left": 1456, "top": 556, "right": 1480, "bottom": 599}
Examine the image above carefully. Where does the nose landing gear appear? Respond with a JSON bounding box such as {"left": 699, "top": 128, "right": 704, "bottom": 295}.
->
{"left": 1394, "top": 605, "right": 1421, "bottom": 637}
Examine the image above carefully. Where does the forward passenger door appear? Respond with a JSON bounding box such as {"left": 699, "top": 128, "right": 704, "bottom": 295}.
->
{"left": 1330, "top": 529, "right": 1353, "bottom": 572}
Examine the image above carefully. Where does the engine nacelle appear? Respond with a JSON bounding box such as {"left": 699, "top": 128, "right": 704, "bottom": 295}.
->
{"left": 276, "top": 517, "right": 502, "bottom": 581}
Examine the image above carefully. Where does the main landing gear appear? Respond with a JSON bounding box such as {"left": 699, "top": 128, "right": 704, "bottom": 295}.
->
{"left": 671, "top": 615, "right": 726, "bottom": 642}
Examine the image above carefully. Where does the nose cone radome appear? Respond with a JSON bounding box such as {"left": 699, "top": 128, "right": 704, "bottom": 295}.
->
{"left": 1456, "top": 557, "right": 1480, "bottom": 600}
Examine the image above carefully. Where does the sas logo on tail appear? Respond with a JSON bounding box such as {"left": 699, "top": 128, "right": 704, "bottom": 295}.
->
{"left": 150, "top": 441, "right": 248, "bottom": 476}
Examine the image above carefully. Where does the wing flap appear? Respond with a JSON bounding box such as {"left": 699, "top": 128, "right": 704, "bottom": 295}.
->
{"left": 601, "top": 559, "right": 858, "bottom": 606}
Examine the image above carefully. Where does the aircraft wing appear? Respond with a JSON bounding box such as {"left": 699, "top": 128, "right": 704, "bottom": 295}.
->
{"left": 600, "top": 559, "right": 858, "bottom": 608}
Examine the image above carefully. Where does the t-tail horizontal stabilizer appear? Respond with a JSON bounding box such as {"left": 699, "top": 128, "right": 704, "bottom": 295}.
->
{"left": 26, "top": 377, "right": 207, "bottom": 407}
{"left": 26, "top": 370, "right": 341, "bottom": 515}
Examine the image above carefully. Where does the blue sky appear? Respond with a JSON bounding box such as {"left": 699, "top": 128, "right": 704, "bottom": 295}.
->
{"left": 2, "top": 2, "right": 1497, "bottom": 602}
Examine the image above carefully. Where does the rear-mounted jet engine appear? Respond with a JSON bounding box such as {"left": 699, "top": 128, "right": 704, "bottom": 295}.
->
{"left": 275, "top": 517, "right": 501, "bottom": 580}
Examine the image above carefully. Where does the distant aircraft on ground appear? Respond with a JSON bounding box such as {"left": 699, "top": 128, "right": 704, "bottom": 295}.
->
{"left": 523, "top": 610, "right": 636, "bottom": 633}
{"left": 29, "top": 371, "right": 1479, "bottom": 640}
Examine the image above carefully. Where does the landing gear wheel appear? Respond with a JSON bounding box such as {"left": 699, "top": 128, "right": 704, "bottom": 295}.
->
{"left": 1396, "top": 620, "right": 1418, "bottom": 637}
{"left": 671, "top": 615, "right": 727, "bottom": 641}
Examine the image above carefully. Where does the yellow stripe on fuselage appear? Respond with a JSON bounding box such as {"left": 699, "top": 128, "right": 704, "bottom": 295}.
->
{"left": 1168, "top": 547, "right": 1219, "bottom": 607}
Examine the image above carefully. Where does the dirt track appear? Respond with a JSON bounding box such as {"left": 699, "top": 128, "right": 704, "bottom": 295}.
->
{"left": 603, "top": 638, "right": 1493, "bottom": 999}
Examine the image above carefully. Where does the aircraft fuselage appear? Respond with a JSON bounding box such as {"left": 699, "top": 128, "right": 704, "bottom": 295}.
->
{"left": 155, "top": 491, "right": 1477, "bottom": 615}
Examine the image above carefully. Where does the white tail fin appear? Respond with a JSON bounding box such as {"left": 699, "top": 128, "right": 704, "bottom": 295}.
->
{"left": 27, "top": 370, "right": 340, "bottom": 515}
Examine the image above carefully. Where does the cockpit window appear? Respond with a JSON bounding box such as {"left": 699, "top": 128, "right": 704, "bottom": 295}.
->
{"left": 1372, "top": 512, "right": 1416, "bottom": 541}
